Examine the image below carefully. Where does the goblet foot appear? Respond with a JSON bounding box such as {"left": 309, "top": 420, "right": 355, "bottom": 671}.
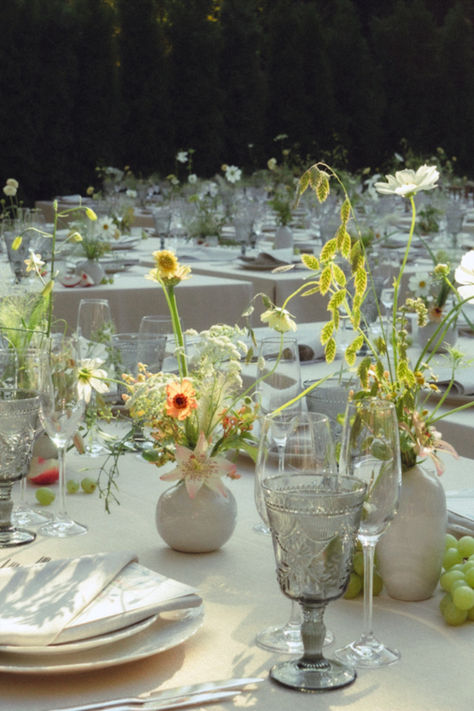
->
{"left": 0, "top": 526, "right": 36, "bottom": 548}
{"left": 256, "top": 624, "right": 334, "bottom": 653}
{"left": 12, "top": 505, "right": 50, "bottom": 527}
{"left": 39, "top": 516, "right": 87, "bottom": 538}
{"left": 335, "top": 636, "right": 400, "bottom": 668}
{"left": 270, "top": 657, "right": 356, "bottom": 691}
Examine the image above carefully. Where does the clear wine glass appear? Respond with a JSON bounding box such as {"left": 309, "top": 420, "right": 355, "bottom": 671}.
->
{"left": 335, "top": 397, "right": 402, "bottom": 668}
{"left": 38, "top": 335, "right": 87, "bottom": 538}
{"left": 263, "top": 473, "right": 367, "bottom": 690}
{"left": 76, "top": 298, "right": 115, "bottom": 455}
{"left": 255, "top": 412, "right": 337, "bottom": 654}
{"left": 256, "top": 336, "right": 301, "bottom": 415}
{"left": 139, "top": 315, "right": 178, "bottom": 373}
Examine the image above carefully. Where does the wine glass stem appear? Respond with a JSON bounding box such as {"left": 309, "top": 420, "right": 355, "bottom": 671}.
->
{"left": 361, "top": 540, "right": 376, "bottom": 642}
{"left": 299, "top": 603, "right": 328, "bottom": 669}
{"left": 288, "top": 600, "right": 301, "bottom": 628}
{"left": 57, "top": 445, "right": 68, "bottom": 519}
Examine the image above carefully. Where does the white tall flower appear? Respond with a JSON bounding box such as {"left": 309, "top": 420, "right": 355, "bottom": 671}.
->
{"left": 176, "top": 151, "right": 188, "bottom": 164}
{"left": 225, "top": 165, "right": 242, "bottom": 184}
{"left": 78, "top": 358, "right": 109, "bottom": 404}
{"left": 455, "top": 249, "right": 474, "bottom": 301}
{"left": 374, "top": 164, "right": 439, "bottom": 198}
{"left": 188, "top": 173, "right": 197, "bottom": 184}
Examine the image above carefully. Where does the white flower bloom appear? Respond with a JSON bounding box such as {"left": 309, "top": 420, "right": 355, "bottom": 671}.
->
{"left": 188, "top": 173, "right": 197, "bottom": 184}
{"left": 3, "top": 184, "right": 17, "bottom": 197}
{"left": 24, "top": 251, "right": 45, "bottom": 273}
{"left": 78, "top": 358, "right": 109, "bottom": 404}
{"left": 97, "top": 216, "right": 120, "bottom": 239}
{"left": 408, "top": 272, "right": 431, "bottom": 297}
{"left": 225, "top": 165, "right": 242, "bottom": 184}
{"left": 126, "top": 188, "right": 137, "bottom": 198}
{"left": 455, "top": 249, "right": 474, "bottom": 301}
{"left": 176, "top": 151, "right": 188, "bottom": 164}
{"left": 374, "top": 164, "right": 439, "bottom": 198}
{"left": 260, "top": 306, "right": 297, "bottom": 333}
{"left": 267, "top": 157, "right": 277, "bottom": 170}
{"left": 6, "top": 178, "right": 19, "bottom": 189}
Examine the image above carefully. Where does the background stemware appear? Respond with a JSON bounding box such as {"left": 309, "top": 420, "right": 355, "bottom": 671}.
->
{"left": 335, "top": 397, "right": 402, "bottom": 668}
{"left": 255, "top": 412, "right": 337, "bottom": 654}
{"left": 256, "top": 335, "right": 301, "bottom": 415}
{"left": 38, "top": 335, "right": 87, "bottom": 538}
{"left": 263, "top": 473, "right": 366, "bottom": 691}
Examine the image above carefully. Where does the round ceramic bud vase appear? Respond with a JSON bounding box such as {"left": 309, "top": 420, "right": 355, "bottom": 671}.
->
{"left": 156, "top": 482, "right": 237, "bottom": 553}
{"left": 376, "top": 463, "right": 447, "bottom": 601}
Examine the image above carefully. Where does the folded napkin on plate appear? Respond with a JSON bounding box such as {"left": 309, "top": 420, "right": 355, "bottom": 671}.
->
{"left": 240, "top": 249, "right": 294, "bottom": 268}
{"left": 431, "top": 367, "right": 474, "bottom": 396}
{"left": 447, "top": 510, "right": 474, "bottom": 538}
{"left": 0, "top": 552, "right": 200, "bottom": 647}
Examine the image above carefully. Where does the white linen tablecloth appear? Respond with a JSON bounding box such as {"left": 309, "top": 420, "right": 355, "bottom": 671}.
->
{"left": 1, "top": 448, "right": 473, "bottom": 711}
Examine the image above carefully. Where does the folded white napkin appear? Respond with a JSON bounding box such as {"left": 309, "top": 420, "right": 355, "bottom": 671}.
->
{"left": 0, "top": 552, "right": 135, "bottom": 647}
{"left": 432, "top": 366, "right": 474, "bottom": 396}
{"left": 0, "top": 553, "right": 201, "bottom": 648}
{"left": 295, "top": 323, "right": 325, "bottom": 361}
{"left": 447, "top": 510, "right": 474, "bottom": 538}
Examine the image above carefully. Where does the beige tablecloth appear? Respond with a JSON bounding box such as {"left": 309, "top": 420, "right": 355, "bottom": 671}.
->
{"left": 1, "top": 448, "right": 473, "bottom": 711}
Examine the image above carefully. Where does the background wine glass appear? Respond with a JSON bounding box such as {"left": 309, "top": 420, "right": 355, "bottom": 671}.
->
{"left": 335, "top": 397, "right": 402, "bottom": 668}
{"left": 139, "top": 315, "right": 177, "bottom": 373}
{"left": 255, "top": 412, "right": 337, "bottom": 654}
{"left": 256, "top": 336, "right": 301, "bottom": 415}
{"left": 263, "top": 473, "right": 367, "bottom": 691}
{"left": 38, "top": 335, "right": 87, "bottom": 538}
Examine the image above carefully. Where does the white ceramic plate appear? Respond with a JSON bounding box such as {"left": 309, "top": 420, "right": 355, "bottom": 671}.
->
{"left": 0, "top": 614, "right": 158, "bottom": 657}
{"left": 0, "top": 606, "right": 204, "bottom": 674}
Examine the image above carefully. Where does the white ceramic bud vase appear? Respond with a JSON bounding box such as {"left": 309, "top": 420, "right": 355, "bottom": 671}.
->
{"left": 416, "top": 320, "right": 457, "bottom": 353}
{"left": 156, "top": 482, "right": 237, "bottom": 553}
{"left": 376, "top": 463, "right": 447, "bottom": 601}
{"left": 274, "top": 225, "right": 293, "bottom": 250}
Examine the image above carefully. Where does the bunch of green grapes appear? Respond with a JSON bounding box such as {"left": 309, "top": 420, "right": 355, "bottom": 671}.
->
{"left": 344, "top": 542, "right": 384, "bottom": 599}
{"left": 439, "top": 533, "right": 474, "bottom": 626}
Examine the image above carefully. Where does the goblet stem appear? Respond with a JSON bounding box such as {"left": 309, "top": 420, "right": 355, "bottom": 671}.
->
{"left": 56, "top": 445, "right": 68, "bottom": 520}
{"left": 299, "top": 603, "right": 327, "bottom": 668}
{"left": 39, "top": 445, "right": 87, "bottom": 538}
{"left": 361, "top": 540, "right": 376, "bottom": 642}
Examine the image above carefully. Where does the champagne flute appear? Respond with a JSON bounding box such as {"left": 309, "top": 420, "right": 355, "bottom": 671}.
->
{"left": 38, "top": 335, "right": 87, "bottom": 538}
{"left": 255, "top": 412, "right": 337, "bottom": 654}
{"left": 263, "top": 473, "right": 366, "bottom": 690}
{"left": 335, "top": 397, "right": 402, "bottom": 667}
{"left": 256, "top": 336, "right": 301, "bottom": 415}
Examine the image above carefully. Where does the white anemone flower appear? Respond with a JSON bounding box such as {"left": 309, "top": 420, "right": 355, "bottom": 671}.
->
{"left": 374, "top": 164, "right": 439, "bottom": 198}
{"left": 455, "top": 249, "right": 474, "bottom": 301}
{"left": 176, "top": 151, "right": 188, "bottom": 164}
{"left": 78, "top": 358, "right": 109, "bottom": 404}
{"left": 408, "top": 272, "right": 431, "bottom": 297}
{"left": 225, "top": 165, "right": 242, "bottom": 183}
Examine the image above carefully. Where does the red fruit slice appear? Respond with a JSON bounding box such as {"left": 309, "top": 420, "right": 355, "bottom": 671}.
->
{"left": 28, "top": 457, "right": 59, "bottom": 485}
{"left": 60, "top": 274, "right": 81, "bottom": 288}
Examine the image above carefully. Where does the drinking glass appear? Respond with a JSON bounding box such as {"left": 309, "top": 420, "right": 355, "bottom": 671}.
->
{"left": 255, "top": 412, "right": 337, "bottom": 654}
{"left": 76, "top": 298, "right": 114, "bottom": 454}
{"left": 139, "top": 315, "right": 177, "bottom": 373}
{"left": 256, "top": 336, "right": 301, "bottom": 415}
{"left": 263, "top": 473, "right": 366, "bottom": 690}
{"left": 38, "top": 335, "right": 87, "bottom": 538}
{"left": 0, "top": 389, "right": 41, "bottom": 547}
{"left": 335, "top": 398, "right": 402, "bottom": 667}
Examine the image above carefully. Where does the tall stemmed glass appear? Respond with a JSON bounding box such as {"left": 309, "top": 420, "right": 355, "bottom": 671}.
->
{"left": 255, "top": 412, "right": 337, "bottom": 654}
{"left": 38, "top": 335, "right": 87, "bottom": 538}
{"left": 263, "top": 473, "right": 367, "bottom": 690}
{"left": 335, "top": 398, "right": 401, "bottom": 667}
{"left": 256, "top": 336, "right": 301, "bottom": 415}
{"left": 76, "top": 298, "right": 114, "bottom": 455}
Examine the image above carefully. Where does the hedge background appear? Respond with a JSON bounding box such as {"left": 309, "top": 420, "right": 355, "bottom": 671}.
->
{"left": 1, "top": 0, "right": 473, "bottom": 202}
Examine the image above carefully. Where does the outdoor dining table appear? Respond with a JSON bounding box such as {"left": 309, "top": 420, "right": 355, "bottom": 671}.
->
{"left": 1, "top": 446, "right": 473, "bottom": 711}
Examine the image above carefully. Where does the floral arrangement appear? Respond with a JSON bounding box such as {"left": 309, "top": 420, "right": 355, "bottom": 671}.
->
{"left": 407, "top": 249, "right": 455, "bottom": 325}
{"left": 112, "top": 249, "right": 259, "bottom": 500}
{"left": 262, "top": 163, "right": 473, "bottom": 473}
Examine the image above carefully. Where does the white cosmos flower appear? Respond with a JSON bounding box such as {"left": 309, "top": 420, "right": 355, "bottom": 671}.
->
{"left": 374, "top": 164, "right": 439, "bottom": 198}
{"left": 176, "top": 151, "right": 188, "bottom": 164}
{"left": 455, "top": 249, "right": 474, "bottom": 301}
{"left": 408, "top": 272, "right": 431, "bottom": 297}
{"left": 78, "top": 358, "right": 109, "bottom": 404}
{"left": 188, "top": 173, "right": 197, "bottom": 184}
{"left": 225, "top": 165, "right": 242, "bottom": 183}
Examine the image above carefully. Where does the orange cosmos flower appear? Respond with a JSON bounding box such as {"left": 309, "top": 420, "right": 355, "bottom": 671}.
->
{"left": 165, "top": 379, "right": 198, "bottom": 421}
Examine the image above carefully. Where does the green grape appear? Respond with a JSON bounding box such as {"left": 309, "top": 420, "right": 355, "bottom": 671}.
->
{"left": 443, "top": 547, "right": 463, "bottom": 570}
{"left": 452, "top": 585, "right": 474, "bottom": 611}
{"left": 464, "top": 567, "right": 474, "bottom": 588}
{"left": 35, "top": 487, "right": 55, "bottom": 506}
{"left": 67, "top": 479, "right": 79, "bottom": 494}
{"left": 440, "top": 569, "right": 465, "bottom": 592}
{"left": 353, "top": 551, "right": 364, "bottom": 577}
{"left": 458, "top": 535, "right": 474, "bottom": 559}
{"left": 448, "top": 563, "right": 465, "bottom": 572}
{"left": 372, "top": 570, "right": 383, "bottom": 596}
{"left": 344, "top": 572, "right": 362, "bottom": 599}
{"left": 439, "top": 592, "right": 451, "bottom": 615}
{"left": 81, "top": 477, "right": 97, "bottom": 494}
{"left": 450, "top": 578, "right": 468, "bottom": 593}
{"left": 445, "top": 533, "right": 458, "bottom": 550}
{"left": 442, "top": 598, "right": 468, "bottom": 626}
